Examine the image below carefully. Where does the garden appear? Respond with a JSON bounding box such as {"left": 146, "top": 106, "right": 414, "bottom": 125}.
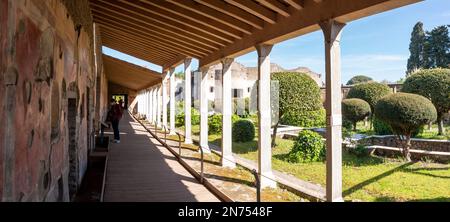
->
{"left": 173, "top": 68, "right": 450, "bottom": 202}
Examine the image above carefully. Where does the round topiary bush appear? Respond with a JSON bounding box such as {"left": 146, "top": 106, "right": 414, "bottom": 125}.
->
{"left": 288, "top": 130, "right": 325, "bottom": 163}
{"left": 342, "top": 99, "right": 372, "bottom": 130}
{"left": 347, "top": 82, "right": 392, "bottom": 111}
{"left": 402, "top": 68, "right": 450, "bottom": 135}
{"left": 373, "top": 117, "right": 393, "bottom": 135}
{"left": 232, "top": 119, "right": 255, "bottom": 142}
{"left": 280, "top": 108, "right": 326, "bottom": 128}
{"left": 375, "top": 93, "right": 437, "bottom": 161}
{"left": 346, "top": 75, "right": 373, "bottom": 85}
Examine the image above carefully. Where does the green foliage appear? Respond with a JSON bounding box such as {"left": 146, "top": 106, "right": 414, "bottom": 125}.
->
{"left": 208, "top": 114, "right": 240, "bottom": 135}
{"left": 407, "top": 22, "right": 427, "bottom": 74}
{"left": 232, "top": 119, "right": 256, "bottom": 142}
{"left": 373, "top": 117, "right": 393, "bottom": 135}
{"left": 375, "top": 93, "right": 437, "bottom": 137}
{"left": 346, "top": 75, "right": 373, "bottom": 85}
{"left": 424, "top": 26, "right": 450, "bottom": 69}
{"left": 347, "top": 82, "right": 392, "bottom": 111}
{"left": 288, "top": 130, "right": 325, "bottom": 163}
{"left": 342, "top": 99, "right": 372, "bottom": 130}
{"left": 175, "top": 108, "right": 200, "bottom": 127}
{"left": 271, "top": 72, "right": 322, "bottom": 126}
{"left": 403, "top": 68, "right": 450, "bottom": 119}
{"left": 349, "top": 144, "right": 369, "bottom": 158}
{"left": 280, "top": 108, "right": 326, "bottom": 127}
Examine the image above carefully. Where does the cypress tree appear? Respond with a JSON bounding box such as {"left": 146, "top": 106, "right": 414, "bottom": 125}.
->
{"left": 406, "top": 22, "right": 426, "bottom": 74}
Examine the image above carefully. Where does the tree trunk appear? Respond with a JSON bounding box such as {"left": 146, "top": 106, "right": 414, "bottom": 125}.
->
{"left": 353, "top": 122, "right": 357, "bottom": 131}
{"left": 364, "top": 117, "right": 368, "bottom": 128}
{"left": 437, "top": 115, "right": 444, "bottom": 136}
{"left": 428, "top": 122, "right": 432, "bottom": 131}
{"left": 271, "top": 121, "right": 279, "bottom": 148}
{"left": 403, "top": 134, "right": 412, "bottom": 162}
{"left": 369, "top": 115, "right": 374, "bottom": 130}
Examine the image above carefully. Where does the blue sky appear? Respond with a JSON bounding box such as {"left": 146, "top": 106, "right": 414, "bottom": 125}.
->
{"left": 103, "top": 0, "right": 450, "bottom": 84}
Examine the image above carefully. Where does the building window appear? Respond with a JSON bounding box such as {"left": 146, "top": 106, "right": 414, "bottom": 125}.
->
{"left": 210, "top": 87, "right": 214, "bottom": 93}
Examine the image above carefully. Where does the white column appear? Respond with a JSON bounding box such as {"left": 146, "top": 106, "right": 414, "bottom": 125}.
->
{"left": 148, "top": 89, "right": 152, "bottom": 122}
{"left": 169, "top": 68, "right": 176, "bottom": 135}
{"left": 256, "top": 44, "right": 276, "bottom": 188}
{"left": 152, "top": 87, "right": 157, "bottom": 124}
{"left": 145, "top": 90, "right": 149, "bottom": 119}
{"left": 157, "top": 84, "right": 162, "bottom": 127}
{"left": 162, "top": 72, "right": 169, "bottom": 129}
{"left": 199, "top": 67, "right": 211, "bottom": 153}
{"left": 138, "top": 92, "right": 142, "bottom": 114}
{"left": 320, "top": 19, "right": 345, "bottom": 202}
{"left": 221, "top": 58, "right": 236, "bottom": 168}
{"left": 184, "top": 58, "right": 193, "bottom": 144}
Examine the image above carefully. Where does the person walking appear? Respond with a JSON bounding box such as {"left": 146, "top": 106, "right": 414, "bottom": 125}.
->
{"left": 108, "top": 99, "right": 124, "bottom": 143}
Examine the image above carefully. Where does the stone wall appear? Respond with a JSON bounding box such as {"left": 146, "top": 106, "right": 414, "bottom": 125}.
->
{"left": 360, "top": 136, "right": 450, "bottom": 162}
{"left": 0, "top": 0, "right": 105, "bottom": 201}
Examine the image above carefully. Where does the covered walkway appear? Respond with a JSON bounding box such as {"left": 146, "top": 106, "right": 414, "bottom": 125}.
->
{"left": 102, "top": 113, "right": 219, "bottom": 202}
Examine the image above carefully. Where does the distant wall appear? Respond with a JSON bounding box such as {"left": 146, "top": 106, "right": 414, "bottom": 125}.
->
{"left": 0, "top": 0, "right": 105, "bottom": 201}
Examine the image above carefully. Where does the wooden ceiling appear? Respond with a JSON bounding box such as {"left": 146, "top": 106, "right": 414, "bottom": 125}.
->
{"left": 90, "top": 0, "right": 421, "bottom": 70}
{"left": 103, "top": 55, "right": 162, "bottom": 91}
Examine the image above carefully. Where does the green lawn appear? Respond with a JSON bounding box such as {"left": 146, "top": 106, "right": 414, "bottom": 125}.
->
{"left": 177, "top": 122, "right": 450, "bottom": 202}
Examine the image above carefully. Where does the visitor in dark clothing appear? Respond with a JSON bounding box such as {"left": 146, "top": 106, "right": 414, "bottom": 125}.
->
{"left": 108, "top": 99, "right": 124, "bottom": 143}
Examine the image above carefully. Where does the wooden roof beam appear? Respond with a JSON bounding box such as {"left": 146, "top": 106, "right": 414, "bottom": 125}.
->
{"left": 139, "top": 0, "right": 244, "bottom": 39}
{"left": 92, "top": 0, "right": 222, "bottom": 50}
{"left": 283, "top": 0, "right": 305, "bottom": 10}
{"left": 166, "top": 0, "right": 254, "bottom": 35}
{"left": 117, "top": 0, "right": 235, "bottom": 44}
{"left": 255, "top": 0, "right": 291, "bottom": 17}
{"left": 224, "top": 0, "right": 278, "bottom": 24}
{"left": 194, "top": 0, "right": 265, "bottom": 30}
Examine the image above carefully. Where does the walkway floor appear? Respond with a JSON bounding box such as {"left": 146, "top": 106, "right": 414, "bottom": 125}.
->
{"left": 102, "top": 113, "right": 220, "bottom": 202}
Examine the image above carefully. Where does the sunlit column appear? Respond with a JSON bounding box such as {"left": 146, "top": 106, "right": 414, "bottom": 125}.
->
{"left": 221, "top": 58, "right": 236, "bottom": 168}
{"left": 199, "top": 66, "right": 211, "bottom": 153}
{"left": 256, "top": 44, "right": 276, "bottom": 188}
{"left": 169, "top": 68, "right": 176, "bottom": 135}
{"left": 162, "top": 72, "right": 169, "bottom": 129}
{"left": 320, "top": 19, "right": 346, "bottom": 202}
{"left": 157, "top": 84, "right": 162, "bottom": 127}
{"left": 184, "top": 58, "right": 193, "bottom": 144}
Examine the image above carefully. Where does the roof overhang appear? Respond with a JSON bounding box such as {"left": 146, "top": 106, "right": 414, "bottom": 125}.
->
{"left": 90, "top": 0, "right": 422, "bottom": 70}
{"left": 103, "top": 54, "right": 162, "bottom": 91}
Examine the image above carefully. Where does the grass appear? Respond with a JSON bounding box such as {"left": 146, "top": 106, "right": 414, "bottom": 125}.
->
{"left": 175, "top": 120, "right": 450, "bottom": 202}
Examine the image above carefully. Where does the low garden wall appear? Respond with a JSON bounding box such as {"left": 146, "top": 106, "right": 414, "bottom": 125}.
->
{"left": 359, "top": 136, "right": 450, "bottom": 162}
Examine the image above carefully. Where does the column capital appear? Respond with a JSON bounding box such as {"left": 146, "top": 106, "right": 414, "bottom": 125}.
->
{"left": 256, "top": 44, "right": 274, "bottom": 57}
{"left": 319, "top": 19, "right": 346, "bottom": 44}
{"left": 184, "top": 57, "right": 192, "bottom": 67}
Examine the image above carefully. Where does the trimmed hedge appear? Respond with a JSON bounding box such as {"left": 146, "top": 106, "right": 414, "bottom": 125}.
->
{"left": 288, "top": 130, "right": 325, "bottom": 163}
{"left": 342, "top": 99, "right": 371, "bottom": 130}
{"left": 232, "top": 119, "right": 256, "bottom": 142}
{"left": 271, "top": 72, "right": 323, "bottom": 127}
{"left": 375, "top": 93, "right": 436, "bottom": 136}
{"left": 346, "top": 75, "right": 373, "bottom": 85}
{"left": 373, "top": 117, "right": 393, "bottom": 135}
{"left": 280, "top": 108, "right": 326, "bottom": 127}
{"left": 347, "top": 82, "right": 392, "bottom": 110}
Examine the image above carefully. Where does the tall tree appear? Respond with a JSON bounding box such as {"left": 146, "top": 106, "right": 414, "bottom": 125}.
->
{"left": 407, "top": 22, "right": 426, "bottom": 74}
{"left": 427, "top": 25, "right": 450, "bottom": 69}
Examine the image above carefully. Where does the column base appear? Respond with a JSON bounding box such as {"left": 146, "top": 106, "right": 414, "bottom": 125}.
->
{"left": 327, "top": 196, "right": 344, "bottom": 202}
{"left": 260, "top": 171, "right": 277, "bottom": 189}
{"left": 199, "top": 145, "right": 211, "bottom": 154}
{"left": 184, "top": 138, "right": 193, "bottom": 144}
{"left": 221, "top": 155, "right": 236, "bottom": 168}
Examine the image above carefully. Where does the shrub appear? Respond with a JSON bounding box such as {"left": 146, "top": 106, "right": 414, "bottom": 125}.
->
{"left": 402, "top": 68, "right": 450, "bottom": 135}
{"left": 271, "top": 72, "right": 323, "bottom": 146}
{"left": 175, "top": 108, "right": 200, "bottom": 127}
{"left": 232, "top": 119, "right": 255, "bottom": 142}
{"left": 347, "top": 82, "right": 392, "bottom": 111}
{"left": 375, "top": 93, "right": 437, "bottom": 161}
{"left": 342, "top": 99, "right": 372, "bottom": 130}
{"left": 280, "top": 108, "right": 326, "bottom": 128}
{"left": 346, "top": 75, "right": 373, "bottom": 85}
{"left": 373, "top": 117, "right": 392, "bottom": 135}
{"left": 208, "top": 114, "right": 240, "bottom": 135}
{"left": 288, "top": 130, "right": 325, "bottom": 163}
